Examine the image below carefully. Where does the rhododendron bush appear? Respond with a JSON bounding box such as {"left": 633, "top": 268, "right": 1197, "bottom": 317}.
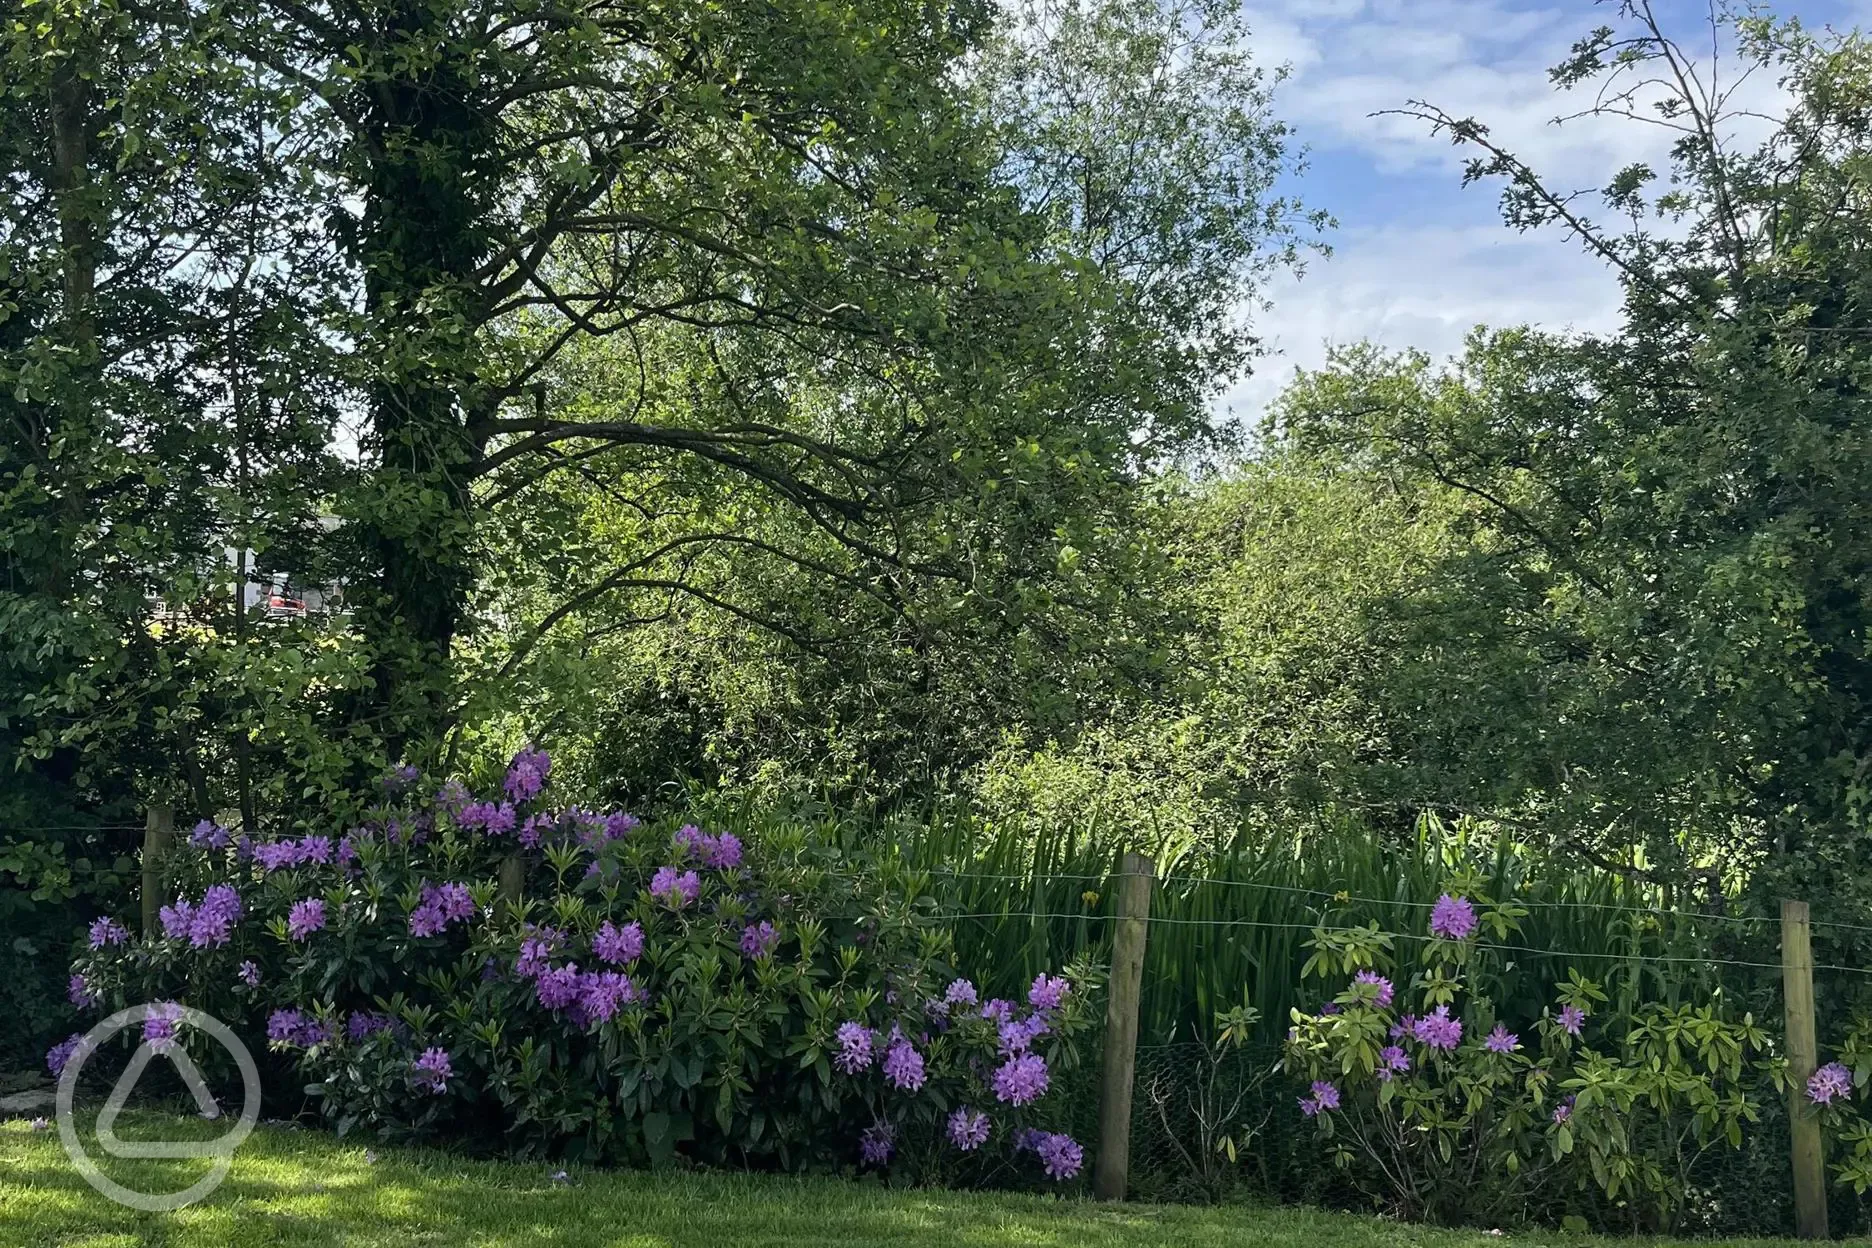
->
{"left": 61, "top": 752, "right": 1098, "bottom": 1180}
{"left": 1275, "top": 878, "right": 1781, "bottom": 1229}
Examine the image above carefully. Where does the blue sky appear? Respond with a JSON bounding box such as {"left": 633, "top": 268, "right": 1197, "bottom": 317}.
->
{"left": 1219, "top": 0, "right": 1872, "bottom": 418}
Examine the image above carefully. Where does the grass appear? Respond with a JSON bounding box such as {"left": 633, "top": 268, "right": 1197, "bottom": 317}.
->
{"left": 0, "top": 1109, "right": 1814, "bottom": 1248}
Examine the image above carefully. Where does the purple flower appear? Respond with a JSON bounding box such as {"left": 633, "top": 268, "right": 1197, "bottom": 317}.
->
{"left": 1377, "top": 1044, "right": 1411, "bottom": 1081}
{"left": 435, "top": 778, "right": 471, "bottom": 813}
{"left": 535, "top": 963, "right": 585, "bottom": 1011}
{"left": 1319, "top": 1001, "right": 1342, "bottom": 1016}
{"left": 68, "top": 974, "right": 98, "bottom": 1009}
{"left": 87, "top": 916, "right": 130, "bottom": 949}
{"left": 1484, "top": 1024, "right": 1520, "bottom": 1054}
{"left": 1413, "top": 1005, "right": 1463, "bottom": 1051}
{"left": 413, "top": 1047, "right": 452, "bottom": 1094}
{"left": 1557, "top": 1003, "right": 1587, "bottom": 1036}
{"left": 252, "top": 839, "right": 303, "bottom": 872}
{"left": 1299, "top": 1093, "right": 1323, "bottom": 1117}
{"left": 348, "top": 1012, "right": 393, "bottom": 1042}
{"left": 858, "top": 1120, "right": 894, "bottom": 1167}
{"left": 1429, "top": 894, "right": 1478, "bottom": 941}
{"left": 287, "top": 897, "right": 326, "bottom": 941}
{"left": 1553, "top": 1095, "right": 1575, "bottom": 1124}
{"left": 1310, "top": 1080, "right": 1340, "bottom": 1111}
{"left": 992, "top": 1053, "right": 1050, "bottom": 1105}
{"left": 382, "top": 763, "right": 420, "bottom": 793}
{"left": 1036, "top": 1132, "right": 1083, "bottom": 1180}
{"left": 47, "top": 1034, "right": 84, "bottom": 1078}
{"left": 516, "top": 926, "right": 564, "bottom": 978}
{"left": 299, "top": 836, "right": 333, "bottom": 865}
{"left": 1028, "top": 974, "right": 1070, "bottom": 1012}
{"left": 944, "top": 979, "right": 979, "bottom": 1009}
{"left": 739, "top": 921, "right": 779, "bottom": 959}
{"left": 237, "top": 960, "right": 261, "bottom": 987}
{"left": 1390, "top": 1014, "right": 1418, "bottom": 1040}
{"left": 650, "top": 867, "right": 700, "bottom": 908}
{"left": 834, "top": 1021, "right": 875, "bottom": 1074}
{"left": 143, "top": 1002, "right": 183, "bottom": 1054}
{"left": 1809, "top": 1061, "right": 1855, "bottom": 1105}
{"left": 158, "top": 898, "right": 195, "bottom": 941}
{"left": 703, "top": 832, "right": 743, "bottom": 870}
{"left": 409, "top": 881, "right": 476, "bottom": 937}
{"left": 593, "top": 921, "right": 644, "bottom": 966}
{"left": 505, "top": 747, "right": 551, "bottom": 802}
{"left": 602, "top": 811, "right": 639, "bottom": 840}
{"left": 998, "top": 1014, "right": 1050, "bottom": 1056}
{"left": 188, "top": 884, "right": 242, "bottom": 948}
{"left": 882, "top": 1039, "right": 926, "bottom": 1091}
{"left": 980, "top": 998, "right": 1015, "bottom": 1024}
{"left": 947, "top": 1107, "right": 991, "bottom": 1151}
{"left": 1011, "top": 1127, "right": 1045, "bottom": 1153}
{"left": 267, "top": 1009, "right": 307, "bottom": 1045}
{"left": 189, "top": 819, "right": 231, "bottom": 850}
{"left": 1352, "top": 970, "right": 1394, "bottom": 1008}
{"left": 580, "top": 970, "right": 639, "bottom": 1022}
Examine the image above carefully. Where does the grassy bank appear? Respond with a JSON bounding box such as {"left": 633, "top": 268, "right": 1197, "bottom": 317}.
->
{"left": 0, "top": 1110, "right": 1814, "bottom": 1248}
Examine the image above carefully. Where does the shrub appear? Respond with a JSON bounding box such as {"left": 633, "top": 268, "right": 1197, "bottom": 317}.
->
{"left": 1275, "top": 876, "right": 1777, "bottom": 1230}
{"left": 62, "top": 752, "right": 1099, "bottom": 1182}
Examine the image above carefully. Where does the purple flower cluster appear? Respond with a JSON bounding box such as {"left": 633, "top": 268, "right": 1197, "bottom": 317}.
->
{"left": 159, "top": 884, "right": 243, "bottom": 948}
{"left": 944, "top": 979, "right": 979, "bottom": 1009}
{"left": 1352, "top": 970, "right": 1394, "bottom": 1008}
{"left": 834, "top": 1021, "right": 875, "bottom": 1074}
{"left": 1299, "top": 1080, "right": 1340, "bottom": 1117}
{"left": 237, "top": 960, "right": 261, "bottom": 987}
{"left": 672, "top": 825, "right": 743, "bottom": 870}
{"left": 593, "top": 921, "right": 644, "bottom": 965}
{"left": 189, "top": 819, "right": 231, "bottom": 850}
{"left": 980, "top": 998, "right": 1014, "bottom": 1024}
{"left": 1484, "top": 1024, "right": 1520, "bottom": 1054}
{"left": 1809, "top": 1061, "right": 1854, "bottom": 1105}
{"left": 87, "top": 916, "right": 130, "bottom": 949}
{"left": 858, "top": 1120, "right": 894, "bottom": 1166}
{"left": 347, "top": 1011, "right": 394, "bottom": 1042}
{"left": 143, "top": 1002, "right": 183, "bottom": 1054}
{"left": 1377, "top": 1045, "right": 1411, "bottom": 1081}
{"left": 47, "top": 1034, "right": 85, "bottom": 1078}
{"left": 998, "top": 1014, "right": 1050, "bottom": 1056}
{"left": 287, "top": 897, "right": 327, "bottom": 941}
{"left": 947, "top": 1107, "right": 991, "bottom": 1151}
{"left": 739, "top": 921, "right": 779, "bottom": 959}
{"left": 68, "top": 973, "right": 99, "bottom": 1009}
{"left": 252, "top": 835, "right": 333, "bottom": 872}
{"left": 1412, "top": 1005, "right": 1463, "bottom": 1051}
{"left": 516, "top": 925, "right": 565, "bottom": 979}
{"left": 1557, "top": 1003, "right": 1587, "bottom": 1035}
{"left": 382, "top": 763, "right": 421, "bottom": 794}
{"left": 882, "top": 1038, "right": 926, "bottom": 1091}
{"left": 1553, "top": 1094, "right": 1576, "bottom": 1124}
{"left": 456, "top": 800, "right": 518, "bottom": 836}
{"left": 413, "top": 1047, "right": 452, "bottom": 1093}
{"left": 505, "top": 747, "right": 551, "bottom": 802}
{"left": 1028, "top": 974, "right": 1070, "bottom": 1011}
{"left": 408, "top": 881, "right": 475, "bottom": 937}
{"left": 530, "top": 960, "right": 639, "bottom": 1025}
{"left": 650, "top": 866, "right": 701, "bottom": 909}
{"left": 266, "top": 1008, "right": 330, "bottom": 1047}
{"left": 1429, "top": 893, "right": 1478, "bottom": 941}
{"left": 1034, "top": 1131, "right": 1083, "bottom": 1180}
{"left": 992, "top": 1052, "right": 1049, "bottom": 1105}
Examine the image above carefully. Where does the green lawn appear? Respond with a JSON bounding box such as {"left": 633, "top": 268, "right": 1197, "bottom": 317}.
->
{"left": 0, "top": 1110, "right": 1813, "bottom": 1248}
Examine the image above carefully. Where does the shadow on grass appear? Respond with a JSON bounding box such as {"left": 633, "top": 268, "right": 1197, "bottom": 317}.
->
{"left": 0, "top": 1110, "right": 1806, "bottom": 1248}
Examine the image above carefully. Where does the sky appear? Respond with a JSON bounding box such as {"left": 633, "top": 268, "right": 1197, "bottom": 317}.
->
{"left": 1217, "top": 0, "right": 1871, "bottom": 421}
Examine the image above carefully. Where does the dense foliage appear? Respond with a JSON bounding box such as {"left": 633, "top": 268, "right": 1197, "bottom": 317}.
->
{"left": 58, "top": 753, "right": 1098, "bottom": 1180}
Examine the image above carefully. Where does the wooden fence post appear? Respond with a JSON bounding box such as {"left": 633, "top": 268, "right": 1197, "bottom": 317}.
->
{"left": 1094, "top": 850, "right": 1153, "bottom": 1201}
{"left": 1783, "top": 899, "right": 1829, "bottom": 1240}
{"left": 140, "top": 806, "right": 174, "bottom": 939}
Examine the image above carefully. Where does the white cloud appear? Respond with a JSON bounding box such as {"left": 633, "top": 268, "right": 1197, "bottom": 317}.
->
{"left": 1218, "top": 221, "right": 1625, "bottom": 420}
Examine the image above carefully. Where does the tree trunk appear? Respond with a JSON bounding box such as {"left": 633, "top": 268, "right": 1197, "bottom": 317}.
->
{"left": 349, "top": 4, "right": 492, "bottom": 752}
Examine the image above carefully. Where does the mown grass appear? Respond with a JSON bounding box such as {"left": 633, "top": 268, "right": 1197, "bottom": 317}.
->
{"left": 0, "top": 1110, "right": 1813, "bottom": 1248}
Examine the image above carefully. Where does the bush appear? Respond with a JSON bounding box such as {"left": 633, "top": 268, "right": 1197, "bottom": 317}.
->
{"left": 59, "top": 751, "right": 1099, "bottom": 1183}
{"left": 1276, "top": 878, "right": 1778, "bottom": 1231}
